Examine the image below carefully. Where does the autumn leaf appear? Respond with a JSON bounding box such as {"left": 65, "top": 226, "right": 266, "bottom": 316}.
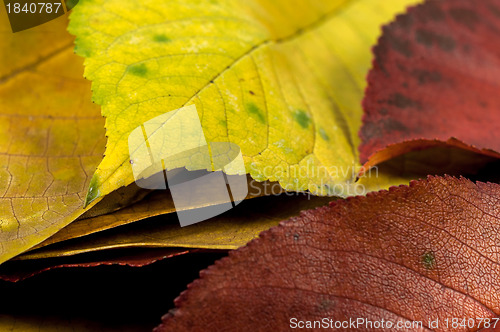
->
{"left": 3, "top": 1, "right": 500, "bottom": 330}
{"left": 0, "top": 15, "right": 107, "bottom": 265}
{"left": 0, "top": 247, "right": 188, "bottom": 282}
{"left": 28, "top": 178, "right": 280, "bottom": 251}
{"left": 360, "top": 0, "right": 500, "bottom": 167}
{"left": 68, "top": 0, "right": 421, "bottom": 206}
{"left": 16, "top": 193, "right": 332, "bottom": 260}
{"left": 157, "top": 176, "right": 500, "bottom": 332}
{"left": 0, "top": 13, "right": 285, "bottom": 267}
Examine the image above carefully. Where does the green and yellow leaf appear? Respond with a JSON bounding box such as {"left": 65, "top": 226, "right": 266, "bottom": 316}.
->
{"left": 69, "top": 0, "right": 421, "bottom": 206}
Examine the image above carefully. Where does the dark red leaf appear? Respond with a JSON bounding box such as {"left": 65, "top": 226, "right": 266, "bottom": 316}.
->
{"left": 156, "top": 176, "right": 500, "bottom": 331}
{"left": 0, "top": 248, "right": 190, "bottom": 282}
{"left": 360, "top": 0, "right": 500, "bottom": 165}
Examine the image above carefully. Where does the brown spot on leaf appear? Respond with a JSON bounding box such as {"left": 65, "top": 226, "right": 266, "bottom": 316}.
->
{"left": 385, "top": 33, "right": 413, "bottom": 57}
{"left": 415, "top": 29, "right": 456, "bottom": 52}
{"left": 449, "top": 7, "right": 479, "bottom": 31}
{"left": 489, "top": 4, "right": 500, "bottom": 18}
{"left": 317, "top": 298, "right": 334, "bottom": 312}
{"left": 424, "top": 1, "right": 446, "bottom": 21}
{"left": 411, "top": 69, "right": 442, "bottom": 85}
{"left": 415, "top": 29, "right": 434, "bottom": 47}
{"left": 398, "top": 14, "right": 413, "bottom": 31}
{"left": 421, "top": 251, "right": 436, "bottom": 270}
{"left": 362, "top": 118, "right": 408, "bottom": 139}
{"left": 387, "top": 93, "right": 421, "bottom": 109}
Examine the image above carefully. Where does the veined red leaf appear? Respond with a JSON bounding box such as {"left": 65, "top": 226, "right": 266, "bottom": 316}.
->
{"left": 360, "top": 0, "right": 500, "bottom": 166}
{"left": 0, "top": 248, "right": 190, "bottom": 282}
{"left": 157, "top": 176, "right": 500, "bottom": 332}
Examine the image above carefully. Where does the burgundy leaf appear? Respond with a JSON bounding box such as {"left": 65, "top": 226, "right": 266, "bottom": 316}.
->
{"left": 360, "top": 0, "right": 500, "bottom": 166}
{"left": 0, "top": 248, "right": 189, "bottom": 282}
{"left": 156, "top": 176, "right": 500, "bottom": 332}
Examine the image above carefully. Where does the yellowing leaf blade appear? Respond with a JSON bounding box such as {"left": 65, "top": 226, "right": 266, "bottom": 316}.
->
{"left": 0, "top": 15, "right": 108, "bottom": 264}
{"left": 69, "top": 0, "right": 421, "bottom": 205}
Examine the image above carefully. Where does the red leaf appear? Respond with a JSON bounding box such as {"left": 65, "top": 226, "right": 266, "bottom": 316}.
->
{"left": 156, "top": 176, "right": 500, "bottom": 332}
{"left": 360, "top": 0, "right": 500, "bottom": 166}
{"left": 0, "top": 248, "right": 189, "bottom": 282}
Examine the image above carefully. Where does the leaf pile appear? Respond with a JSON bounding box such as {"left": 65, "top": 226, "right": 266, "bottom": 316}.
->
{"left": 0, "top": 0, "right": 424, "bottom": 269}
{"left": 68, "top": 0, "right": 419, "bottom": 202}
{"left": 2, "top": 0, "right": 500, "bottom": 331}
{"left": 157, "top": 177, "right": 500, "bottom": 332}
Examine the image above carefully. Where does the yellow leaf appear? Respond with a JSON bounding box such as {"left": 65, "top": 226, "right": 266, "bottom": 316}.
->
{"left": 69, "top": 0, "right": 422, "bottom": 206}
{"left": 358, "top": 145, "right": 500, "bottom": 192}
{"left": 29, "top": 177, "right": 280, "bottom": 250}
{"left": 0, "top": 15, "right": 106, "bottom": 264}
{"left": 17, "top": 194, "right": 333, "bottom": 259}
{"left": 18, "top": 129, "right": 489, "bottom": 262}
